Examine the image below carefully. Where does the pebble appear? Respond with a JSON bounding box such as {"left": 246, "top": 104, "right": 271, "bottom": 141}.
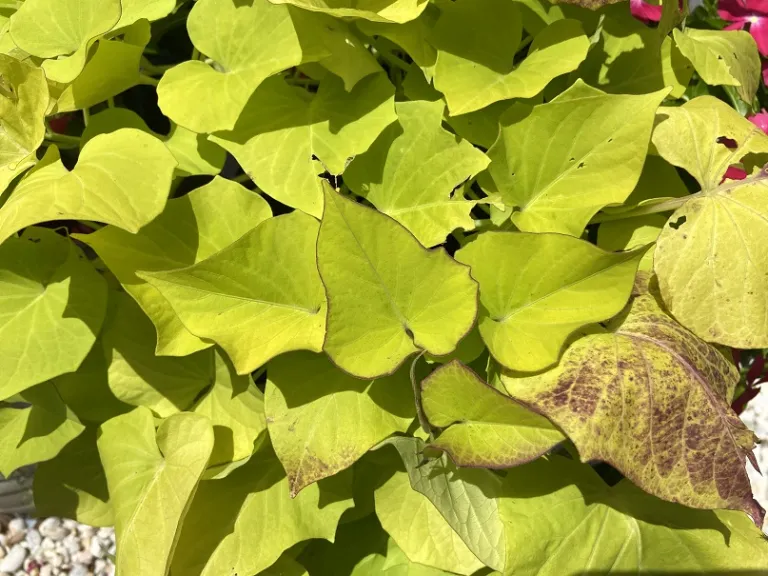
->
{"left": 0, "top": 545, "right": 26, "bottom": 573}
{"left": 70, "top": 564, "right": 89, "bottom": 576}
{"left": 24, "top": 528, "right": 41, "bottom": 550}
{"left": 741, "top": 382, "right": 768, "bottom": 533}
{"left": 0, "top": 508, "right": 116, "bottom": 576}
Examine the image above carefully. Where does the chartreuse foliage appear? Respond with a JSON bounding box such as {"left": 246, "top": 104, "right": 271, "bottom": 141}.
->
{"left": 0, "top": 0, "right": 765, "bottom": 574}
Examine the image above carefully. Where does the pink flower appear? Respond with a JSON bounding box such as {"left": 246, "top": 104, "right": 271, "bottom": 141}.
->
{"left": 723, "top": 166, "right": 748, "bottom": 181}
{"left": 719, "top": 0, "right": 768, "bottom": 56}
{"left": 749, "top": 109, "right": 768, "bottom": 132}
{"left": 631, "top": 0, "right": 663, "bottom": 22}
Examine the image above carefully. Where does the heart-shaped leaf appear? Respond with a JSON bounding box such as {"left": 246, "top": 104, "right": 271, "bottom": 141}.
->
{"left": 652, "top": 96, "right": 768, "bottom": 348}
{"left": 140, "top": 211, "right": 327, "bottom": 374}
{"left": 318, "top": 186, "right": 478, "bottom": 378}
{"left": 502, "top": 295, "right": 763, "bottom": 525}
{"left": 0, "top": 128, "right": 177, "bottom": 246}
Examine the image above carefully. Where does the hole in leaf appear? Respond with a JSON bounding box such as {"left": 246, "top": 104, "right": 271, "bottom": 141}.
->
{"left": 669, "top": 215, "right": 687, "bottom": 229}
{"left": 404, "top": 327, "right": 414, "bottom": 339}
{"left": 716, "top": 135, "right": 738, "bottom": 149}
{"left": 569, "top": 157, "right": 575, "bottom": 162}
{"left": 577, "top": 162, "right": 585, "bottom": 169}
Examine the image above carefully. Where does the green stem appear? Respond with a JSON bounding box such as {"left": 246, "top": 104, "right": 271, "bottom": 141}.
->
{"left": 371, "top": 39, "right": 411, "bottom": 72}
{"left": 44, "top": 131, "right": 81, "bottom": 146}
{"left": 409, "top": 351, "right": 433, "bottom": 440}
{"left": 517, "top": 35, "right": 533, "bottom": 53}
{"left": 589, "top": 196, "right": 692, "bottom": 224}
{"left": 82, "top": 108, "right": 90, "bottom": 127}
{"left": 251, "top": 366, "right": 267, "bottom": 384}
{"left": 142, "top": 61, "right": 177, "bottom": 75}
{"left": 191, "top": 48, "right": 201, "bottom": 61}
{"left": 590, "top": 169, "right": 768, "bottom": 224}
{"left": 232, "top": 173, "right": 252, "bottom": 184}
{"left": 139, "top": 74, "right": 159, "bottom": 87}
{"left": 107, "top": 97, "right": 115, "bottom": 108}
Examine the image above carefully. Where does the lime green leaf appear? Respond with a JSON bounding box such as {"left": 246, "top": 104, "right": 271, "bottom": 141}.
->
{"left": 54, "top": 20, "right": 151, "bottom": 113}
{"left": 356, "top": 8, "right": 439, "bottom": 72}
{"left": 172, "top": 444, "right": 353, "bottom": 576}
{"left": 193, "top": 351, "right": 267, "bottom": 478}
{"left": 268, "top": 0, "right": 429, "bottom": 23}
{"left": 140, "top": 212, "right": 327, "bottom": 374}
{"left": 345, "top": 100, "right": 489, "bottom": 247}
{"left": 165, "top": 125, "right": 227, "bottom": 177}
{"left": 299, "top": 493, "right": 468, "bottom": 576}
{"left": 81, "top": 107, "right": 226, "bottom": 177}
{"left": 498, "top": 455, "right": 768, "bottom": 574}
{"left": 502, "top": 295, "right": 763, "bottom": 523}
{"left": 0, "top": 54, "right": 47, "bottom": 176}
{"left": 455, "top": 231, "right": 647, "bottom": 371}
{"left": 0, "top": 383, "right": 84, "bottom": 476}
{"left": 157, "top": 0, "right": 326, "bottom": 133}
{"left": 117, "top": 0, "right": 176, "bottom": 29}
{"left": 354, "top": 538, "right": 463, "bottom": 575}
{"left": 421, "top": 360, "right": 564, "bottom": 467}
{"left": 260, "top": 556, "right": 309, "bottom": 576}
{"left": 0, "top": 154, "right": 35, "bottom": 198}
{"left": 34, "top": 427, "right": 114, "bottom": 527}
{"left": 98, "top": 408, "right": 214, "bottom": 576}
{"left": 0, "top": 228, "right": 106, "bottom": 400}
{"left": 9, "top": 0, "right": 122, "bottom": 83}
{"left": 514, "top": 0, "right": 565, "bottom": 36}
{"left": 101, "top": 293, "right": 214, "bottom": 417}
{"left": 487, "top": 80, "right": 667, "bottom": 235}
{"left": 614, "top": 153, "right": 690, "bottom": 208}
{"left": 445, "top": 101, "right": 512, "bottom": 149}
{"left": 79, "top": 176, "right": 271, "bottom": 356}
{"left": 383, "top": 436, "right": 505, "bottom": 571}
{"left": 266, "top": 351, "right": 414, "bottom": 495}
{"left": 673, "top": 28, "right": 760, "bottom": 104}
{"left": 598, "top": 215, "right": 667, "bottom": 272}
{"left": 310, "top": 15, "right": 382, "bottom": 90}
{"left": 374, "top": 469, "right": 484, "bottom": 575}
{"left": 0, "top": 128, "right": 176, "bottom": 245}
{"left": 652, "top": 96, "right": 768, "bottom": 348}
{"left": 426, "top": 324, "right": 485, "bottom": 365}
{"left": 577, "top": 10, "right": 693, "bottom": 98}
{"left": 431, "top": 0, "right": 589, "bottom": 115}
{"left": 52, "top": 345, "right": 132, "bottom": 424}
{"left": 318, "top": 187, "right": 478, "bottom": 378}
{"left": 211, "top": 74, "right": 396, "bottom": 218}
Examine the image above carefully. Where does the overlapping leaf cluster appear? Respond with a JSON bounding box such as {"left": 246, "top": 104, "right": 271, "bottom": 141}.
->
{"left": 1, "top": 0, "right": 767, "bottom": 573}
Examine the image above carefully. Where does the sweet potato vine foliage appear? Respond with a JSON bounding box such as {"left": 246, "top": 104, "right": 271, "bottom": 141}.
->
{"left": 2, "top": 0, "right": 768, "bottom": 573}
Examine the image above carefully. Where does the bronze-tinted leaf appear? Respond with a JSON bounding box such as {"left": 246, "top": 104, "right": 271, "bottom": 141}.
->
{"left": 502, "top": 295, "right": 763, "bottom": 526}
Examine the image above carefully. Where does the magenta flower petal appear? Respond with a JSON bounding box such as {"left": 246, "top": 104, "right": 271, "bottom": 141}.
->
{"left": 748, "top": 111, "right": 768, "bottom": 133}
{"left": 723, "top": 166, "right": 748, "bottom": 182}
{"left": 749, "top": 16, "right": 768, "bottom": 55}
{"left": 630, "top": 0, "right": 663, "bottom": 22}
{"left": 744, "top": 0, "right": 768, "bottom": 14}
{"left": 723, "top": 20, "right": 749, "bottom": 30}
{"left": 719, "top": 0, "right": 753, "bottom": 21}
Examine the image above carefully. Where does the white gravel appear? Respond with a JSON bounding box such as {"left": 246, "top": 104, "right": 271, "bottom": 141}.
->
{"left": 742, "top": 381, "right": 768, "bottom": 533}
{"left": 0, "top": 515, "right": 114, "bottom": 576}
